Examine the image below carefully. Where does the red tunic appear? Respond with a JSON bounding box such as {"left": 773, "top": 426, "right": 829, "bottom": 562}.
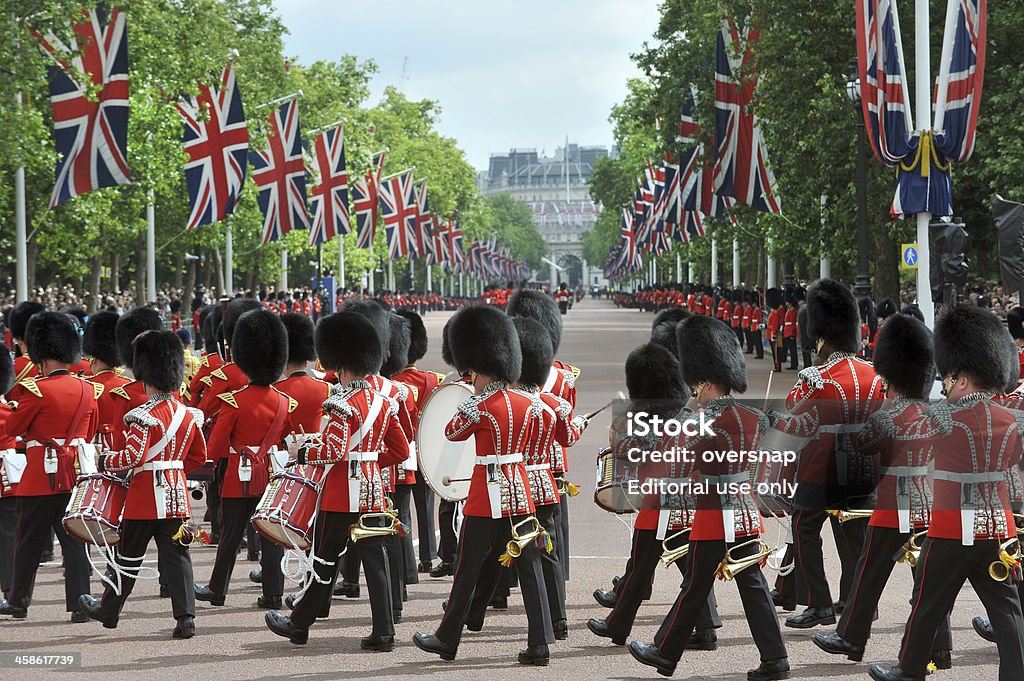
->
{"left": 102, "top": 397, "right": 207, "bottom": 520}
{"left": 783, "top": 308, "right": 797, "bottom": 338}
{"left": 87, "top": 369, "right": 132, "bottom": 448}
{"left": 197, "top": 362, "right": 248, "bottom": 419}
{"left": 275, "top": 372, "right": 330, "bottom": 435}
{"left": 523, "top": 390, "right": 585, "bottom": 506}
{"left": 368, "top": 375, "right": 417, "bottom": 488}
{"left": 187, "top": 352, "right": 225, "bottom": 407}
{"left": 749, "top": 306, "right": 762, "bottom": 331}
{"left": 0, "top": 402, "right": 18, "bottom": 496}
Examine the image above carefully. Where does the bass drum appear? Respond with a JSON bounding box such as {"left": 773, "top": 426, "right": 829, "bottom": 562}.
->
{"left": 417, "top": 382, "right": 475, "bottom": 502}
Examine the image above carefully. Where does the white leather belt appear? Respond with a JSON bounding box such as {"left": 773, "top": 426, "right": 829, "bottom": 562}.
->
{"left": 525, "top": 463, "right": 550, "bottom": 472}
{"left": 348, "top": 451, "right": 379, "bottom": 462}
{"left": 475, "top": 453, "right": 524, "bottom": 466}
{"left": 884, "top": 465, "right": 929, "bottom": 477}
{"left": 932, "top": 470, "right": 1006, "bottom": 484}
{"left": 26, "top": 438, "right": 86, "bottom": 448}
{"left": 140, "top": 461, "right": 184, "bottom": 472}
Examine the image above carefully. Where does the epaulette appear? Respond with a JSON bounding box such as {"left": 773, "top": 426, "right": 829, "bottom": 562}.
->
{"left": 797, "top": 366, "right": 825, "bottom": 391}
{"left": 111, "top": 385, "right": 132, "bottom": 401}
{"left": 200, "top": 376, "right": 213, "bottom": 387}
{"left": 199, "top": 354, "right": 210, "bottom": 368}
{"left": 124, "top": 404, "right": 160, "bottom": 428}
{"left": 15, "top": 361, "right": 36, "bottom": 384}
{"left": 186, "top": 406, "right": 205, "bottom": 427}
{"left": 272, "top": 388, "right": 299, "bottom": 414}
{"left": 217, "top": 390, "right": 240, "bottom": 409}
{"left": 211, "top": 368, "right": 228, "bottom": 381}
{"left": 406, "top": 384, "right": 419, "bottom": 402}
{"left": 565, "top": 364, "right": 581, "bottom": 380}
{"left": 114, "top": 367, "right": 126, "bottom": 376}
{"left": 430, "top": 371, "right": 446, "bottom": 384}
{"left": 16, "top": 376, "right": 42, "bottom": 398}
{"left": 90, "top": 381, "right": 104, "bottom": 400}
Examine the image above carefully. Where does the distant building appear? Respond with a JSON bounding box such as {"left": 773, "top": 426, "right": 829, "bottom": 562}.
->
{"left": 478, "top": 144, "right": 610, "bottom": 288}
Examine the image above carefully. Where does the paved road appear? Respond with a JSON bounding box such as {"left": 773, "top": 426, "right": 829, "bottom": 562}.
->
{"left": 1, "top": 298, "right": 1001, "bottom": 679}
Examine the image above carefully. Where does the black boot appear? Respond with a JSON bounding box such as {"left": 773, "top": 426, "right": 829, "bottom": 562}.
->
{"left": 360, "top": 633, "right": 395, "bottom": 651}
{"left": 249, "top": 569, "right": 263, "bottom": 584}
{"left": 867, "top": 665, "right": 925, "bottom": 681}
{"left": 265, "top": 610, "right": 308, "bottom": 645}
{"left": 78, "top": 594, "right": 118, "bottom": 629}
{"left": 627, "top": 641, "right": 676, "bottom": 677}
{"left": 747, "top": 657, "right": 790, "bottom": 681}
{"left": 930, "top": 650, "right": 952, "bottom": 670}
{"left": 0, "top": 597, "right": 27, "bottom": 619}
{"left": 412, "top": 632, "right": 457, "bottom": 660}
{"left": 172, "top": 615, "right": 196, "bottom": 639}
{"left": 418, "top": 560, "right": 433, "bottom": 574}
{"left": 429, "top": 562, "right": 453, "bottom": 578}
{"left": 257, "top": 595, "right": 282, "bottom": 609}
{"left": 194, "top": 584, "right": 225, "bottom": 606}
{"left": 586, "top": 618, "right": 625, "bottom": 645}
{"left": 770, "top": 588, "right": 795, "bottom": 611}
{"left": 812, "top": 632, "right": 864, "bottom": 661}
{"left": 685, "top": 629, "right": 718, "bottom": 651}
{"left": 333, "top": 581, "right": 360, "bottom": 598}
{"left": 972, "top": 616, "right": 996, "bottom": 643}
{"left": 784, "top": 606, "right": 835, "bottom": 629}
{"left": 517, "top": 644, "right": 549, "bottom": 666}
{"left": 593, "top": 588, "right": 617, "bottom": 608}
{"left": 552, "top": 619, "right": 568, "bottom": 640}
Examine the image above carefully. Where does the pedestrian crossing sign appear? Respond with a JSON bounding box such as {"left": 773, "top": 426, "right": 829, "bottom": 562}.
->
{"left": 901, "top": 244, "right": 919, "bottom": 270}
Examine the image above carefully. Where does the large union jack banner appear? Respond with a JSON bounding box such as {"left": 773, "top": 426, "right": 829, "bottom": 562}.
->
{"left": 413, "top": 182, "right": 432, "bottom": 259}
{"left": 713, "top": 19, "right": 781, "bottom": 214}
{"left": 250, "top": 99, "right": 310, "bottom": 244}
{"left": 857, "top": 0, "right": 986, "bottom": 217}
{"left": 33, "top": 4, "right": 130, "bottom": 208}
{"left": 353, "top": 151, "right": 385, "bottom": 249}
{"left": 176, "top": 60, "right": 249, "bottom": 230}
{"left": 308, "top": 125, "right": 350, "bottom": 246}
{"left": 379, "top": 170, "right": 418, "bottom": 258}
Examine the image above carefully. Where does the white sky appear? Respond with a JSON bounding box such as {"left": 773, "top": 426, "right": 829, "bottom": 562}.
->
{"left": 273, "top": 0, "right": 661, "bottom": 170}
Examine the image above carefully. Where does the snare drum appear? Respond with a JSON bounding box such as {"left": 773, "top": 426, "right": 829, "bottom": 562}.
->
{"left": 63, "top": 473, "right": 129, "bottom": 545}
{"left": 251, "top": 466, "right": 327, "bottom": 550}
{"left": 753, "top": 426, "right": 805, "bottom": 517}
{"left": 594, "top": 447, "right": 641, "bottom": 514}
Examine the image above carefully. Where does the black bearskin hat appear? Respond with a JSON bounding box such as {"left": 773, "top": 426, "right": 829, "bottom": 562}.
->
{"left": 876, "top": 298, "right": 898, "bottom": 320}
{"left": 83, "top": 310, "right": 120, "bottom": 368}
{"left": 315, "top": 312, "right": 383, "bottom": 376}
{"left": 9, "top": 301, "right": 45, "bottom": 341}
{"left": 440, "top": 317, "right": 456, "bottom": 369}
{"left": 873, "top": 314, "right": 934, "bottom": 399}
{"left": 396, "top": 309, "right": 428, "bottom": 363}
{"left": 197, "top": 305, "right": 216, "bottom": 352}
{"left": 934, "top": 304, "right": 1015, "bottom": 391}
{"left": 447, "top": 305, "right": 521, "bottom": 383}
{"left": 806, "top": 278, "right": 860, "bottom": 354}
{"left": 901, "top": 304, "right": 924, "bottom": 322}
{"left": 340, "top": 299, "right": 392, "bottom": 360}
{"left": 625, "top": 343, "right": 685, "bottom": 402}
{"left": 0, "top": 347, "right": 13, "bottom": 394}
{"left": 765, "top": 288, "right": 783, "bottom": 310}
{"left": 115, "top": 307, "right": 162, "bottom": 372}
{"left": 650, "top": 307, "right": 691, "bottom": 359}
{"left": 231, "top": 309, "right": 287, "bottom": 386}
{"left": 506, "top": 288, "right": 562, "bottom": 354}
{"left": 858, "top": 297, "right": 875, "bottom": 325}
{"left": 222, "top": 298, "right": 261, "bottom": 349}
{"left": 513, "top": 317, "right": 553, "bottom": 389}
{"left": 280, "top": 313, "right": 316, "bottom": 365}
{"left": 380, "top": 314, "right": 411, "bottom": 379}
{"left": 132, "top": 330, "right": 185, "bottom": 393}
{"left": 26, "top": 311, "right": 82, "bottom": 365}
{"left": 676, "top": 315, "right": 747, "bottom": 393}
{"left": 59, "top": 306, "right": 88, "bottom": 327}
{"left": 1008, "top": 307, "right": 1024, "bottom": 341}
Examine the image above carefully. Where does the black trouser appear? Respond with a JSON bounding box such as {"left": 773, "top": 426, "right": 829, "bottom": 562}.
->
{"left": 206, "top": 463, "right": 223, "bottom": 541}
{"left": 605, "top": 528, "right": 720, "bottom": 639}
{"left": 412, "top": 471, "right": 436, "bottom": 563}
{"left": 838, "top": 525, "right": 951, "bottom": 651}
{"left": 792, "top": 507, "right": 866, "bottom": 608}
{"left": 897, "top": 537, "right": 1024, "bottom": 680}
{"left": 774, "top": 543, "right": 797, "bottom": 604}
{"left": 8, "top": 493, "right": 90, "bottom": 611}
{"left": 384, "top": 531, "right": 405, "bottom": 615}
{"left": 208, "top": 497, "right": 283, "bottom": 601}
{"left": 654, "top": 536, "right": 786, "bottom": 664}
{"left": 554, "top": 491, "right": 570, "bottom": 580}
{"left": 436, "top": 514, "right": 552, "bottom": 649}
{"left": 751, "top": 329, "right": 764, "bottom": 359}
{"left": 802, "top": 349, "right": 813, "bottom": 370}
{"left": 394, "top": 484, "right": 419, "bottom": 583}
{"left": 467, "top": 504, "right": 565, "bottom": 629}
{"left": 290, "top": 510, "right": 393, "bottom": 636}
{"left": 99, "top": 518, "right": 195, "bottom": 620}
{"left": 834, "top": 516, "right": 867, "bottom": 604}
{"left": 342, "top": 537, "right": 359, "bottom": 583}
{"left": 437, "top": 499, "right": 458, "bottom": 564}
{"left": 734, "top": 326, "right": 745, "bottom": 350}
{"left": 783, "top": 337, "right": 798, "bottom": 369}
{"left": 744, "top": 328, "right": 754, "bottom": 354}
{"left": 0, "top": 496, "right": 18, "bottom": 597}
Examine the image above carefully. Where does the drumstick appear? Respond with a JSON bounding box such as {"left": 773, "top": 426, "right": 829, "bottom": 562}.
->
{"left": 442, "top": 475, "right": 472, "bottom": 486}
{"left": 764, "top": 370, "right": 775, "bottom": 411}
{"left": 583, "top": 391, "right": 625, "bottom": 421}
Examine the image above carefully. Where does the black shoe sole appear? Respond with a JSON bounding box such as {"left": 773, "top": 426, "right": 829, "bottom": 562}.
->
{"left": 361, "top": 641, "right": 395, "bottom": 652}
{"left": 518, "top": 656, "right": 549, "bottom": 666}
{"left": 586, "top": 619, "right": 626, "bottom": 645}
{"left": 172, "top": 628, "right": 195, "bottom": 639}
{"left": 685, "top": 639, "right": 718, "bottom": 651}
{"left": 748, "top": 671, "right": 791, "bottom": 681}
{"left": 785, "top": 615, "right": 835, "bottom": 629}
{"left": 627, "top": 645, "right": 674, "bottom": 677}
{"left": 413, "top": 636, "right": 456, "bottom": 661}
{"left": 811, "top": 636, "right": 863, "bottom": 662}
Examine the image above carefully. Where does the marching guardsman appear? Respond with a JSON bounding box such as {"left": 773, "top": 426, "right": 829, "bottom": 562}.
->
{"left": 78, "top": 330, "right": 208, "bottom": 638}
{"left": 588, "top": 342, "right": 722, "bottom": 650}
{"left": 431, "top": 318, "right": 464, "bottom": 578}
{"left": 749, "top": 291, "right": 764, "bottom": 360}
{"left": 264, "top": 312, "right": 408, "bottom": 649}
{"left": 782, "top": 294, "right": 798, "bottom": 370}
{"left": 741, "top": 293, "right": 753, "bottom": 353}
{"left": 765, "top": 288, "right": 783, "bottom": 372}
{"left": 731, "top": 292, "right": 745, "bottom": 348}
{"left": 464, "top": 318, "right": 586, "bottom": 640}
{"left": 83, "top": 311, "right": 131, "bottom": 448}
{"left": 107, "top": 308, "right": 165, "bottom": 450}
{"left": 785, "top": 279, "right": 884, "bottom": 630}
{"left": 628, "top": 316, "right": 789, "bottom": 680}
{"left": 413, "top": 305, "right": 553, "bottom": 666}
{"left": 869, "top": 306, "right": 1024, "bottom": 681}
{"left": 0, "top": 312, "right": 98, "bottom": 621}
{"left": 196, "top": 298, "right": 262, "bottom": 418}
{"left": 393, "top": 309, "right": 443, "bottom": 575}
{"left": 813, "top": 314, "right": 952, "bottom": 669}
{"left": 196, "top": 309, "right": 293, "bottom": 609}
{"left": 6, "top": 302, "right": 45, "bottom": 393}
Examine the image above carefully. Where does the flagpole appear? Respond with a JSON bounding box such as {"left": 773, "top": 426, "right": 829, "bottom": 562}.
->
{"left": 387, "top": 259, "right": 394, "bottom": 291}
{"left": 711, "top": 237, "right": 719, "bottom": 286}
{"left": 146, "top": 189, "right": 157, "bottom": 303}
{"left": 914, "top": 0, "right": 934, "bottom": 326}
{"left": 280, "top": 248, "right": 288, "bottom": 291}
{"left": 380, "top": 166, "right": 415, "bottom": 183}
{"left": 766, "top": 238, "right": 777, "bottom": 288}
{"left": 338, "top": 236, "right": 345, "bottom": 291}
{"left": 820, "top": 194, "right": 830, "bottom": 278}
{"left": 426, "top": 263, "right": 432, "bottom": 293}
{"left": 14, "top": 88, "right": 27, "bottom": 303}
{"left": 732, "top": 238, "right": 740, "bottom": 287}
{"left": 367, "top": 255, "right": 375, "bottom": 295}
{"left": 254, "top": 90, "right": 303, "bottom": 111}
{"left": 225, "top": 226, "right": 234, "bottom": 296}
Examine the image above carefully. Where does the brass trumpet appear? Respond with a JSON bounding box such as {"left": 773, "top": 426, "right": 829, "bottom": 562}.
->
{"left": 895, "top": 530, "right": 927, "bottom": 568}
{"left": 714, "top": 539, "right": 774, "bottom": 581}
{"left": 659, "top": 529, "right": 691, "bottom": 568}
{"left": 350, "top": 512, "right": 402, "bottom": 542}
{"left": 989, "top": 538, "right": 1022, "bottom": 582}
{"left": 503, "top": 516, "right": 543, "bottom": 560}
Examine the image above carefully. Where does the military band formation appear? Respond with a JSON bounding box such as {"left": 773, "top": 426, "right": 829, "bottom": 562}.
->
{"left": 1, "top": 279, "right": 1023, "bottom": 681}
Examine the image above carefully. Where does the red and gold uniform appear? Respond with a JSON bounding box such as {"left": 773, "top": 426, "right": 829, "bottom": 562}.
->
{"left": 196, "top": 361, "right": 248, "bottom": 418}
{"left": 186, "top": 352, "right": 225, "bottom": 407}
{"left": 87, "top": 368, "right": 131, "bottom": 449}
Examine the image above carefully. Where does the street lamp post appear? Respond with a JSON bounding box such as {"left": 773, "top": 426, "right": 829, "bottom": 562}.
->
{"left": 847, "top": 59, "right": 872, "bottom": 298}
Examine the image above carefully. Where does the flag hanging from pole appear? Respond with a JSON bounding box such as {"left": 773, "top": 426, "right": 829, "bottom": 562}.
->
{"left": 379, "top": 171, "right": 418, "bottom": 258}
{"left": 414, "top": 182, "right": 433, "bottom": 259}
{"left": 33, "top": 4, "right": 131, "bottom": 208}
{"left": 250, "top": 99, "right": 310, "bottom": 244}
{"left": 353, "top": 152, "right": 385, "bottom": 249}
{"left": 308, "top": 125, "right": 349, "bottom": 246}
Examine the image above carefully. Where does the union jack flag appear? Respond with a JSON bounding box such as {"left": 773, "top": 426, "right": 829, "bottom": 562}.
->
{"left": 447, "top": 219, "right": 464, "bottom": 270}
{"left": 428, "top": 215, "right": 446, "bottom": 266}
{"left": 308, "top": 125, "right": 349, "bottom": 246}
{"left": 662, "top": 154, "right": 683, "bottom": 241}
{"left": 250, "top": 100, "right": 309, "bottom": 244}
{"left": 713, "top": 19, "right": 781, "bottom": 214}
{"left": 176, "top": 60, "right": 249, "bottom": 230}
{"left": 414, "top": 182, "right": 432, "bottom": 259}
{"left": 353, "top": 151, "right": 385, "bottom": 249}
{"left": 33, "top": 4, "right": 130, "bottom": 208}
{"left": 379, "top": 171, "right": 418, "bottom": 258}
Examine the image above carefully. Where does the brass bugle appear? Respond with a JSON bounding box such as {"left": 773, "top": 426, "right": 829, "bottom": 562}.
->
{"left": 350, "top": 512, "right": 401, "bottom": 542}
{"left": 895, "top": 530, "right": 928, "bottom": 568}
{"left": 989, "top": 537, "right": 1022, "bottom": 582}
{"left": 714, "top": 539, "right": 774, "bottom": 581}
{"left": 504, "top": 516, "right": 543, "bottom": 559}
{"left": 826, "top": 507, "right": 875, "bottom": 524}
{"left": 659, "top": 529, "right": 691, "bottom": 568}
